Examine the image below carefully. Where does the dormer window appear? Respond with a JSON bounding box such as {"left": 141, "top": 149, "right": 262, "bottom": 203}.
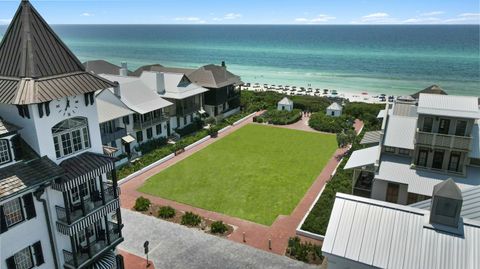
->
{"left": 52, "top": 117, "right": 90, "bottom": 159}
{"left": 429, "top": 179, "right": 462, "bottom": 228}
{"left": 0, "top": 139, "right": 11, "bottom": 165}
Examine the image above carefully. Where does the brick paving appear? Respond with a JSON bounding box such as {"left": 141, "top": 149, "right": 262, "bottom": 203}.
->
{"left": 119, "top": 112, "right": 364, "bottom": 259}
{"left": 119, "top": 249, "right": 155, "bottom": 269}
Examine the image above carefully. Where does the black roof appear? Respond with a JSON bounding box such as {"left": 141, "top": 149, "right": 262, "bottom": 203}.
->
{"left": 0, "top": 0, "right": 114, "bottom": 104}
{"left": 60, "top": 152, "right": 116, "bottom": 181}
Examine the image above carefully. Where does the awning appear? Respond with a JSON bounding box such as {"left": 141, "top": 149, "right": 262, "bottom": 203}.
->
{"left": 344, "top": 146, "right": 379, "bottom": 170}
{"left": 92, "top": 250, "right": 116, "bottom": 269}
{"left": 360, "top": 131, "right": 382, "bottom": 145}
{"left": 103, "top": 145, "right": 119, "bottom": 156}
{"left": 121, "top": 135, "right": 135, "bottom": 144}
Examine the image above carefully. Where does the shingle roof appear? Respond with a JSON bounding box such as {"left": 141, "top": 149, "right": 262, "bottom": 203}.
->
{"left": 188, "top": 64, "right": 243, "bottom": 88}
{"left": 417, "top": 93, "right": 480, "bottom": 119}
{"left": 0, "top": 1, "right": 115, "bottom": 104}
{"left": 322, "top": 193, "right": 480, "bottom": 269}
{"left": 383, "top": 115, "right": 417, "bottom": 150}
{"left": 411, "top": 84, "right": 448, "bottom": 100}
{"left": 412, "top": 185, "right": 480, "bottom": 221}
{"left": 0, "top": 156, "right": 64, "bottom": 201}
{"left": 84, "top": 60, "right": 132, "bottom": 76}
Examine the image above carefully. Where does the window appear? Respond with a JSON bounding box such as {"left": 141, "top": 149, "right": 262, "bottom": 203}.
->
{"left": 156, "top": 124, "right": 162, "bottom": 135}
{"left": 432, "top": 150, "right": 445, "bottom": 169}
{"left": 123, "top": 115, "right": 130, "bottom": 125}
{"left": 438, "top": 119, "right": 450, "bottom": 134}
{"left": 3, "top": 198, "right": 24, "bottom": 227}
{"left": 13, "top": 247, "right": 33, "bottom": 269}
{"left": 435, "top": 197, "right": 458, "bottom": 218}
{"left": 455, "top": 120, "right": 467, "bottom": 136}
{"left": 136, "top": 131, "right": 143, "bottom": 143}
{"left": 385, "top": 146, "right": 396, "bottom": 153}
{"left": 0, "top": 139, "right": 11, "bottom": 164}
{"left": 448, "top": 152, "right": 461, "bottom": 172}
{"left": 417, "top": 149, "right": 429, "bottom": 167}
{"left": 176, "top": 117, "right": 180, "bottom": 128}
{"left": 146, "top": 128, "right": 153, "bottom": 139}
{"left": 398, "top": 148, "right": 410, "bottom": 155}
{"left": 422, "top": 117, "right": 433, "bottom": 132}
{"left": 386, "top": 183, "right": 399, "bottom": 203}
{"left": 51, "top": 118, "right": 90, "bottom": 159}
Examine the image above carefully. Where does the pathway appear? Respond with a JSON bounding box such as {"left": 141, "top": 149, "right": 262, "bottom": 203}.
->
{"left": 119, "top": 112, "right": 364, "bottom": 257}
{"left": 119, "top": 209, "right": 315, "bottom": 269}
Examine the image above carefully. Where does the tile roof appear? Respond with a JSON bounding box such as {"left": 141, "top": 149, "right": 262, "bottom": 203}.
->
{"left": 417, "top": 93, "right": 480, "bottom": 119}
{"left": 383, "top": 115, "right": 417, "bottom": 150}
{"left": 0, "top": 156, "right": 64, "bottom": 200}
{"left": 0, "top": 1, "right": 115, "bottom": 104}
{"left": 322, "top": 193, "right": 480, "bottom": 269}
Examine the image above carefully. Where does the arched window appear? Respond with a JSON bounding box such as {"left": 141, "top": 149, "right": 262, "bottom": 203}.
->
{"left": 52, "top": 117, "right": 90, "bottom": 158}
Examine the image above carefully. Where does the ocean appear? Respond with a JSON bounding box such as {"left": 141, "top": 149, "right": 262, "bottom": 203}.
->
{"left": 1, "top": 25, "right": 479, "bottom": 96}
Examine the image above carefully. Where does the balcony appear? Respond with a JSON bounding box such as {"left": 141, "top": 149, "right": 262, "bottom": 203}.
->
{"left": 416, "top": 130, "right": 471, "bottom": 151}
{"left": 56, "top": 186, "right": 119, "bottom": 224}
{"left": 101, "top": 127, "right": 127, "bottom": 144}
{"left": 353, "top": 171, "right": 374, "bottom": 198}
{"left": 63, "top": 221, "right": 122, "bottom": 268}
{"left": 176, "top": 104, "right": 201, "bottom": 116}
{"left": 133, "top": 115, "right": 168, "bottom": 130}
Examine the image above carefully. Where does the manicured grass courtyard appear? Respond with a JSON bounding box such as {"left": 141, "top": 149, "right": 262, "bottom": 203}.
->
{"left": 139, "top": 124, "right": 337, "bottom": 225}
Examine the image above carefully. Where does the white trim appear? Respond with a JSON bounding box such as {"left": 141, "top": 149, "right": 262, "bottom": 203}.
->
{"left": 233, "top": 112, "right": 256, "bottom": 126}
{"left": 118, "top": 153, "right": 175, "bottom": 185}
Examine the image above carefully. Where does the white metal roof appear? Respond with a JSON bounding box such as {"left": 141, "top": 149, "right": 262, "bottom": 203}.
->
{"left": 417, "top": 93, "right": 480, "bottom": 119}
{"left": 383, "top": 115, "right": 417, "bottom": 150}
{"left": 344, "top": 146, "right": 379, "bottom": 169}
{"left": 376, "top": 155, "right": 480, "bottom": 196}
{"left": 470, "top": 123, "right": 480, "bottom": 159}
{"left": 412, "top": 185, "right": 480, "bottom": 221}
{"left": 360, "top": 130, "right": 382, "bottom": 145}
{"left": 100, "top": 74, "right": 173, "bottom": 114}
{"left": 158, "top": 72, "right": 209, "bottom": 99}
{"left": 327, "top": 102, "right": 342, "bottom": 111}
{"left": 377, "top": 109, "right": 386, "bottom": 118}
{"left": 96, "top": 89, "right": 133, "bottom": 123}
{"left": 278, "top": 97, "right": 293, "bottom": 106}
{"left": 322, "top": 193, "right": 480, "bottom": 269}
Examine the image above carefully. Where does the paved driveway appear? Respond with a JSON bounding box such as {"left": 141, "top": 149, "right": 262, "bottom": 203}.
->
{"left": 119, "top": 209, "right": 316, "bottom": 269}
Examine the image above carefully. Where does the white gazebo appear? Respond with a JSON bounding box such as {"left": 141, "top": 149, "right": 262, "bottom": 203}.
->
{"left": 326, "top": 102, "right": 342, "bottom": 117}
{"left": 277, "top": 97, "right": 293, "bottom": 111}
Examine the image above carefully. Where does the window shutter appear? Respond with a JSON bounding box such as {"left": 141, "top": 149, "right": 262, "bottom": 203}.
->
{"left": 16, "top": 105, "right": 25, "bottom": 118}
{"left": 23, "top": 106, "right": 30, "bottom": 119}
{"left": 11, "top": 135, "right": 23, "bottom": 161}
{"left": 84, "top": 93, "right": 90, "bottom": 106}
{"left": 37, "top": 103, "right": 44, "bottom": 118}
{"left": 89, "top": 92, "right": 95, "bottom": 105}
{"left": 45, "top": 101, "right": 51, "bottom": 116}
{"left": 5, "top": 255, "right": 16, "bottom": 269}
{"left": 23, "top": 193, "right": 36, "bottom": 219}
{"left": 33, "top": 241, "right": 45, "bottom": 266}
{"left": 0, "top": 205, "right": 8, "bottom": 233}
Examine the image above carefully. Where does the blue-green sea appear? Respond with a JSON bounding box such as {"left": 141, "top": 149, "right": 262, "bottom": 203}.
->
{"left": 1, "top": 25, "right": 479, "bottom": 96}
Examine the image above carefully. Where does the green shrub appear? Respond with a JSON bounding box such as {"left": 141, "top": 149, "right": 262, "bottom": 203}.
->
{"left": 257, "top": 109, "right": 302, "bottom": 125}
{"left": 137, "top": 137, "right": 168, "bottom": 154}
{"left": 134, "top": 196, "right": 151, "bottom": 211}
{"left": 287, "top": 236, "right": 320, "bottom": 263}
{"left": 181, "top": 212, "right": 201, "bottom": 226}
{"left": 309, "top": 113, "right": 353, "bottom": 133}
{"left": 210, "top": 221, "right": 228, "bottom": 234}
{"left": 175, "top": 119, "right": 203, "bottom": 137}
{"left": 158, "top": 206, "right": 176, "bottom": 219}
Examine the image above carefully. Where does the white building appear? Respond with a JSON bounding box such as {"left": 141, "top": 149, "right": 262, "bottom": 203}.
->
{"left": 322, "top": 179, "right": 480, "bottom": 269}
{"left": 345, "top": 91, "right": 480, "bottom": 205}
{"left": 326, "top": 102, "right": 342, "bottom": 117}
{"left": 0, "top": 1, "right": 123, "bottom": 268}
{"left": 277, "top": 97, "right": 293, "bottom": 111}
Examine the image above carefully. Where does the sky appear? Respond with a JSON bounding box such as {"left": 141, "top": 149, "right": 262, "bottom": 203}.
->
{"left": 0, "top": 0, "right": 479, "bottom": 25}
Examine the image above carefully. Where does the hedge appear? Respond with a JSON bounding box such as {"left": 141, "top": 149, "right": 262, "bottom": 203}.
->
{"left": 308, "top": 113, "right": 353, "bottom": 133}
{"left": 255, "top": 109, "right": 302, "bottom": 125}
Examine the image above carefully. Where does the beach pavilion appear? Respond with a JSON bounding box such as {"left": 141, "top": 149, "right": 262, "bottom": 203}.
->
{"left": 277, "top": 97, "right": 294, "bottom": 111}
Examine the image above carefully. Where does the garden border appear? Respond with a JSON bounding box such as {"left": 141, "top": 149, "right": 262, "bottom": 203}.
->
{"left": 118, "top": 153, "right": 175, "bottom": 186}
{"left": 233, "top": 112, "right": 257, "bottom": 126}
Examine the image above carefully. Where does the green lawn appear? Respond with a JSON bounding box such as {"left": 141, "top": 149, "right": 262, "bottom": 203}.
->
{"left": 139, "top": 124, "right": 337, "bottom": 225}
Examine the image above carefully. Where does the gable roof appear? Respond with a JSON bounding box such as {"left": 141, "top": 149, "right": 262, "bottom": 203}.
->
{"left": 411, "top": 85, "right": 447, "bottom": 100}
{"left": 0, "top": 1, "right": 114, "bottom": 104}
{"left": 132, "top": 64, "right": 196, "bottom": 77}
{"left": 417, "top": 93, "right": 480, "bottom": 119}
{"left": 188, "top": 64, "right": 242, "bottom": 88}
{"left": 383, "top": 115, "right": 417, "bottom": 150}
{"left": 158, "top": 72, "right": 208, "bottom": 100}
{"left": 96, "top": 89, "right": 133, "bottom": 123}
{"left": 278, "top": 97, "right": 293, "bottom": 105}
{"left": 84, "top": 60, "right": 132, "bottom": 76}
{"left": 327, "top": 102, "right": 342, "bottom": 110}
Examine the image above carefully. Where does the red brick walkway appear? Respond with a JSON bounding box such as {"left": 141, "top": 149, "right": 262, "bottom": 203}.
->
{"left": 119, "top": 112, "right": 364, "bottom": 256}
{"left": 119, "top": 249, "right": 155, "bottom": 269}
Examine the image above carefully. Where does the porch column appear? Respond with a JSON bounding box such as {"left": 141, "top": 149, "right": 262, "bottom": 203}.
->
{"left": 98, "top": 176, "right": 106, "bottom": 205}
{"left": 112, "top": 169, "right": 118, "bottom": 198}
{"left": 70, "top": 235, "right": 78, "bottom": 267}
{"left": 104, "top": 216, "right": 111, "bottom": 244}
{"left": 62, "top": 190, "right": 71, "bottom": 223}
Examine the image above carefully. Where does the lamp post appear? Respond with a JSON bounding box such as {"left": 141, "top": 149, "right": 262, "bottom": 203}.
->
{"left": 144, "top": 240, "right": 150, "bottom": 268}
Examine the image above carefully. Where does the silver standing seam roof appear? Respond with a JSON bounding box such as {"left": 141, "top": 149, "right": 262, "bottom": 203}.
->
{"left": 412, "top": 185, "right": 480, "bottom": 221}
{"left": 470, "top": 123, "right": 480, "bottom": 159}
{"left": 95, "top": 90, "right": 134, "bottom": 123}
{"left": 327, "top": 102, "right": 342, "bottom": 111}
{"left": 153, "top": 72, "right": 209, "bottom": 100}
{"left": 322, "top": 193, "right": 480, "bottom": 269}
{"left": 278, "top": 97, "right": 293, "bottom": 106}
{"left": 360, "top": 130, "right": 382, "bottom": 145}
{"left": 383, "top": 115, "right": 417, "bottom": 150}
{"left": 417, "top": 93, "right": 480, "bottom": 119}
{"left": 344, "top": 145, "right": 379, "bottom": 169}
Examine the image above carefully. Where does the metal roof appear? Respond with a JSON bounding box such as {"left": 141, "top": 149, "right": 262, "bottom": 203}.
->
{"left": 376, "top": 155, "right": 480, "bottom": 196}
{"left": 360, "top": 130, "right": 382, "bottom": 145}
{"left": 132, "top": 64, "right": 196, "bottom": 77}
{"left": 344, "top": 146, "right": 379, "bottom": 169}
{"left": 278, "top": 97, "right": 293, "bottom": 106}
{"left": 188, "top": 64, "right": 243, "bottom": 88}
{"left": 59, "top": 152, "right": 115, "bottom": 182}
{"left": 327, "top": 102, "right": 342, "bottom": 111}
{"left": 0, "top": 1, "right": 114, "bottom": 104}
{"left": 143, "top": 72, "right": 208, "bottom": 100}
{"left": 383, "top": 115, "right": 417, "bottom": 150}
{"left": 322, "top": 193, "right": 480, "bottom": 269}
{"left": 377, "top": 109, "right": 386, "bottom": 118}
{"left": 392, "top": 103, "right": 417, "bottom": 117}
{"left": 0, "top": 118, "right": 19, "bottom": 137}
{"left": 417, "top": 93, "right": 480, "bottom": 119}
{"left": 411, "top": 85, "right": 447, "bottom": 100}
{"left": 470, "top": 123, "right": 480, "bottom": 159}
{"left": 100, "top": 74, "right": 173, "bottom": 114}
{"left": 96, "top": 89, "right": 133, "bottom": 123}
{"left": 84, "top": 60, "right": 132, "bottom": 76}
{"left": 412, "top": 185, "right": 480, "bottom": 221}
{"left": 0, "top": 156, "right": 64, "bottom": 201}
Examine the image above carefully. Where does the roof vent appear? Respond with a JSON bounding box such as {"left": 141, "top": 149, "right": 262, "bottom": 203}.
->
{"left": 221, "top": 61, "right": 226, "bottom": 68}
{"left": 429, "top": 178, "right": 463, "bottom": 229}
{"left": 119, "top": 62, "right": 128, "bottom": 76}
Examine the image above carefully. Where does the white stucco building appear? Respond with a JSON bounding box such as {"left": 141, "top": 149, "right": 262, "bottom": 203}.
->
{"left": 277, "top": 97, "right": 293, "bottom": 111}
{"left": 326, "top": 102, "right": 342, "bottom": 117}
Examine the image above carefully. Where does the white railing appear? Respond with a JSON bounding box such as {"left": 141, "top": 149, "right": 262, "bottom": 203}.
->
{"left": 416, "top": 130, "right": 471, "bottom": 151}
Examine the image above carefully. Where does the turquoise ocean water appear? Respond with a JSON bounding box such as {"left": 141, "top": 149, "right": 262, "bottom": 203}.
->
{"left": 1, "top": 25, "right": 479, "bottom": 96}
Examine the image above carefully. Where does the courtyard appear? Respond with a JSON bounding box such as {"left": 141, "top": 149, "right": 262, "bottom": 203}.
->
{"left": 139, "top": 124, "right": 337, "bottom": 225}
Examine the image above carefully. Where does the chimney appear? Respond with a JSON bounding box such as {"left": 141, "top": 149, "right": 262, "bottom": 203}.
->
{"left": 119, "top": 61, "right": 128, "bottom": 76}
{"left": 113, "top": 81, "right": 121, "bottom": 97}
{"left": 221, "top": 61, "right": 226, "bottom": 68}
{"left": 429, "top": 178, "right": 463, "bottom": 229}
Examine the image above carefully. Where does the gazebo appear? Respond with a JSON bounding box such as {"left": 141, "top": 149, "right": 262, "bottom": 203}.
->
{"left": 326, "top": 102, "right": 342, "bottom": 117}
{"left": 277, "top": 97, "right": 293, "bottom": 111}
